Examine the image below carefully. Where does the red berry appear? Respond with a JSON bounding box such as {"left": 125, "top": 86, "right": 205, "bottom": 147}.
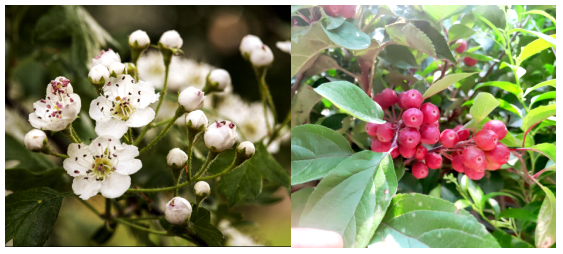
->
{"left": 464, "top": 166, "right": 485, "bottom": 180}
{"left": 399, "top": 127, "right": 421, "bottom": 148}
{"left": 402, "top": 108, "right": 424, "bottom": 128}
{"left": 419, "top": 124, "right": 440, "bottom": 145}
{"left": 485, "top": 143, "right": 510, "bottom": 164}
{"left": 429, "top": 120, "right": 439, "bottom": 128}
{"left": 453, "top": 125, "right": 470, "bottom": 141}
{"left": 486, "top": 160, "right": 502, "bottom": 171}
{"left": 455, "top": 39, "right": 467, "bottom": 54}
{"left": 377, "top": 122, "right": 395, "bottom": 142}
{"left": 373, "top": 94, "right": 387, "bottom": 109}
{"left": 390, "top": 147, "right": 400, "bottom": 158}
{"left": 371, "top": 138, "right": 392, "bottom": 153}
{"left": 425, "top": 152, "right": 442, "bottom": 169}
{"left": 340, "top": 5, "right": 356, "bottom": 19}
{"left": 440, "top": 129, "right": 459, "bottom": 148}
{"left": 398, "top": 89, "right": 423, "bottom": 109}
{"left": 451, "top": 154, "right": 465, "bottom": 173}
{"left": 474, "top": 130, "right": 498, "bottom": 151}
{"left": 399, "top": 145, "right": 416, "bottom": 158}
{"left": 412, "top": 162, "right": 429, "bottom": 179}
{"left": 482, "top": 120, "right": 508, "bottom": 140}
{"left": 415, "top": 145, "right": 428, "bottom": 160}
{"left": 366, "top": 122, "right": 380, "bottom": 137}
{"left": 397, "top": 93, "right": 406, "bottom": 109}
{"left": 419, "top": 103, "right": 440, "bottom": 124}
{"left": 463, "top": 57, "right": 478, "bottom": 67}
{"left": 378, "top": 88, "right": 398, "bottom": 108}
{"left": 462, "top": 146, "right": 486, "bottom": 171}
{"left": 322, "top": 5, "right": 342, "bottom": 17}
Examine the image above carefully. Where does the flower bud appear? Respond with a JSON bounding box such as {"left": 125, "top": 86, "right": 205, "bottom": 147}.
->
{"left": 250, "top": 45, "right": 274, "bottom": 67}
{"left": 92, "top": 49, "right": 121, "bottom": 68}
{"left": 24, "top": 129, "right": 47, "bottom": 152}
{"left": 129, "top": 30, "right": 150, "bottom": 49}
{"left": 165, "top": 197, "right": 192, "bottom": 225}
{"left": 204, "top": 120, "right": 237, "bottom": 152}
{"left": 167, "top": 148, "right": 188, "bottom": 169}
{"left": 185, "top": 110, "right": 208, "bottom": 131}
{"left": 194, "top": 181, "right": 210, "bottom": 198}
{"left": 124, "top": 62, "right": 137, "bottom": 76}
{"left": 159, "top": 30, "right": 183, "bottom": 49}
{"left": 178, "top": 86, "right": 205, "bottom": 112}
{"left": 240, "top": 35, "right": 263, "bottom": 59}
{"left": 207, "top": 69, "right": 231, "bottom": 92}
{"left": 109, "top": 62, "right": 126, "bottom": 77}
{"left": 88, "top": 64, "right": 109, "bottom": 85}
{"left": 276, "top": 41, "right": 291, "bottom": 53}
{"left": 237, "top": 141, "right": 255, "bottom": 159}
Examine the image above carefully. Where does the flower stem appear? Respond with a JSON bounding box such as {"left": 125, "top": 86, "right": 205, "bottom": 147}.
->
{"left": 139, "top": 107, "right": 183, "bottom": 155}
{"left": 253, "top": 66, "right": 277, "bottom": 133}
{"left": 127, "top": 128, "right": 134, "bottom": 145}
{"left": 75, "top": 196, "right": 102, "bottom": 218}
{"left": 197, "top": 153, "right": 242, "bottom": 181}
{"left": 185, "top": 131, "right": 201, "bottom": 182}
{"left": 69, "top": 124, "right": 82, "bottom": 143}
{"left": 43, "top": 148, "right": 69, "bottom": 159}
{"left": 135, "top": 64, "right": 170, "bottom": 145}
{"left": 266, "top": 111, "right": 290, "bottom": 147}
{"left": 113, "top": 217, "right": 169, "bottom": 236}
{"left": 193, "top": 151, "right": 220, "bottom": 180}
{"left": 105, "top": 198, "right": 112, "bottom": 221}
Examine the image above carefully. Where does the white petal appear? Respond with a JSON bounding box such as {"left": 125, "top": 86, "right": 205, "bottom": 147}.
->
{"left": 89, "top": 96, "right": 109, "bottom": 121}
{"left": 29, "top": 112, "right": 47, "bottom": 129}
{"left": 126, "top": 107, "right": 154, "bottom": 128}
{"left": 95, "top": 118, "right": 128, "bottom": 138}
{"left": 63, "top": 159, "right": 87, "bottom": 177}
{"left": 89, "top": 135, "right": 121, "bottom": 155}
{"left": 115, "top": 159, "right": 142, "bottom": 175}
{"left": 72, "top": 176, "right": 101, "bottom": 200}
{"left": 43, "top": 119, "right": 71, "bottom": 131}
{"left": 62, "top": 93, "right": 82, "bottom": 118}
{"left": 100, "top": 173, "right": 131, "bottom": 198}
{"left": 136, "top": 81, "right": 160, "bottom": 107}
{"left": 115, "top": 144, "right": 139, "bottom": 161}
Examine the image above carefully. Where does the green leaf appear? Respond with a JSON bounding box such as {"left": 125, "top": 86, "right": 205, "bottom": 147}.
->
{"left": 291, "top": 5, "right": 313, "bottom": 14}
{"left": 321, "top": 8, "right": 346, "bottom": 30}
{"left": 530, "top": 143, "right": 556, "bottom": 163}
{"left": 522, "top": 104, "right": 556, "bottom": 134}
{"left": 291, "top": 188, "right": 314, "bottom": 227}
{"left": 523, "top": 10, "right": 556, "bottom": 25}
{"left": 386, "top": 22, "right": 435, "bottom": 59}
{"left": 92, "top": 222, "right": 117, "bottom": 245}
{"left": 460, "top": 12, "right": 475, "bottom": 28}
{"left": 518, "top": 35, "right": 557, "bottom": 65}
{"left": 414, "top": 21, "right": 457, "bottom": 62}
{"left": 473, "top": 5, "right": 506, "bottom": 30}
{"left": 474, "top": 81, "right": 521, "bottom": 97}
{"left": 6, "top": 187, "right": 65, "bottom": 246}
{"left": 500, "top": 131, "right": 522, "bottom": 147}
{"left": 291, "top": 22, "right": 336, "bottom": 77}
{"left": 291, "top": 85, "right": 322, "bottom": 126}
{"left": 412, "top": 80, "right": 427, "bottom": 95}
{"left": 5, "top": 133, "right": 54, "bottom": 172}
{"left": 291, "top": 124, "right": 354, "bottom": 185}
{"left": 314, "top": 81, "right": 384, "bottom": 123}
{"left": 299, "top": 152, "right": 397, "bottom": 248}
{"left": 422, "top": 5, "right": 466, "bottom": 23}
{"left": 189, "top": 206, "right": 224, "bottom": 246}
{"left": 5, "top": 167, "right": 69, "bottom": 192}
{"left": 423, "top": 72, "right": 477, "bottom": 99}
{"left": 523, "top": 80, "right": 556, "bottom": 97}
{"left": 535, "top": 185, "right": 556, "bottom": 248}
{"left": 475, "top": 14, "right": 505, "bottom": 46}
{"left": 469, "top": 93, "right": 500, "bottom": 125}
{"left": 369, "top": 193, "right": 500, "bottom": 248}
{"left": 217, "top": 143, "right": 289, "bottom": 206}
{"left": 508, "top": 28, "right": 556, "bottom": 48}
{"left": 461, "top": 51, "right": 495, "bottom": 62}
{"left": 448, "top": 24, "right": 477, "bottom": 42}
{"left": 303, "top": 55, "right": 341, "bottom": 79}
{"left": 498, "top": 208, "right": 538, "bottom": 222}
{"left": 380, "top": 45, "right": 418, "bottom": 68}
{"left": 530, "top": 91, "right": 556, "bottom": 107}
{"left": 496, "top": 98, "right": 523, "bottom": 118}
{"left": 461, "top": 175, "right": 484, "bottom": 209}
{"left": 322, "top": 21, "right": 371, "bottom": 50}
{"left": 479, "top": 192, "right": 518, "bottom": 214}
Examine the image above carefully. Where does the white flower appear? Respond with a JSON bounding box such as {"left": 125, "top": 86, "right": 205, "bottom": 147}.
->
{"left": 89, "top": 65, "right": 110, "bottom": 84}
{"left": 194, "top": 181, "right": 210, "bottom": 197}
{"left": 250, "top": 45, "right": 274, "bottom": 67}
{"left": 159, "top": 30, "right": 183, "bottom": 49}
{"left": 63, "top": 135, "right": 142, "bottom": 200}
{"left": 276, "top": 41, "right": 291, "bottom": 54}
{"left": 185, "top": 110, "right": 208, "bottom": 130}
{"left": 29, "top": 77, "right": 81, "bottom": 131}
{"left": 237, "top": 141, "right": 255, "bottom": 158}
{"left": 167, "top": 148, "right": 188, "bottom": 168}
{"left": 24, "top": 129, "right": 47, "bottom": 151}
{"left": 240, "top": 35, "right": 263, "bottom": 58}
{"left": 89, "top": 75, "right": 159, "bottom": 138}
{"left": 204, "top": 120, "right": 237, "bottom": 152}
{"left": 165, "top": 197, "right": 192, "bottom": 224}
{"left": 178, "top": 86, "right": 205, "bottom": 112}
{"left": 208, "top": 69, "right": 231, "bottom": 91}
{"left": 92, "top": 49, "right": 121, "bottom": 69}
{"left": 109, "top": 62, "right": 126, "bottom": 76}
{"left": 215, "top": 94, "right": 273, "bottom": 142}
{"left": 129, "top": 30, "right": 150, "bottom": 48}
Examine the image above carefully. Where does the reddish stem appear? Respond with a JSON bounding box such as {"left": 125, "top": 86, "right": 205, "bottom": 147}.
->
{"left": 522, "top": 122, "right": 539, "bottom": 148}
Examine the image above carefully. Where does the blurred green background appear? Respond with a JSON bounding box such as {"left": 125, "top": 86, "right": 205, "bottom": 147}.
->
{"left": 5, "top": 5, "right": 290, "bottom": 246}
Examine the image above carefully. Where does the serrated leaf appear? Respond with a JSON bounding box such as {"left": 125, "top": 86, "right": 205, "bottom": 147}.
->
{"left": 5, "top": 167, "right": 70, "bottom": 192}
{"left": 299, "top": 151, "right": 396, "bottom": 248}
{"left": 291, "top": 124, "right": 354, "bottom": 185}
{"left": 469, "top": 93, "right": 500, "bottom": 125}
{"left": 412, "top": 20, "right": 456, "bottom": 63}
{"left": 448, "top": 24, "right": 476, "bottom": 42}
{"left": 322, "top": 21, "right": 371, "bottom": 50}
{"left": 291, "top": 22, "right": 336, "bottom": 77}
{"left": 423, "top": 72, "right": 477, "bottom": 99}
{"left": 189, "top": 206, "right": 224, "bottom": 246}
{"left": 291, "top": 188, "right": 314, "bottom": 227}
{"left": 523, "top": 80, "right": 556, "bottom": 97}
{"left": 518, "top": 35, "right": 556, "bottom": 65}
{"left": 380, "top": 44, "right": 418, "bottom": 68}
{"left": 522, "top": 104, "right": 556, "bottom": 134}
{"left": 386, "top": 21, "right": 436, "bottom": 60}
{"left": 369, "top": 193, "right": 500, "bottom": 248}
{"left": 422, "top": 5, "right": 466, "bottom": 23}
{"left": 6, "top": 187, "right": 65, "bottom": 246}
{"left": 474, "top": 81, "right": 521, "bottom": 97}
{"left": 291, "top": 85, "right": 322, "bottom": 126}
{"left": 314, "top": 81, "right": 384, "bottom": 123}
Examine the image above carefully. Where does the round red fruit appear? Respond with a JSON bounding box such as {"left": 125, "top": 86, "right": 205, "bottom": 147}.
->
{"left": 340, "top": 5, "right": 356, "bottom": 19}
{"left": 453, "top": 125, "right": 470, "bottom": 141}
{"left": 366, "top": 122, "right": 380, "bottom": 137}
{"left": 482, "top": 120, "right": 507, "bottom": 140}
{"left": 462, "top": 146, "right": 487, "bottom": 171}
{"left": 399, "top": 127, "right": 421, "bottom": 148}
{"left": 464, "top": 166, "right": 485, "bottom": 180}
{"left": 390, "top": 147, "right": 400, "bottom": 158}
{"left": 321, "top": 5, "right": 342, "bottom": 17}
{"left": 415, "top": 145, "right": 427, "bottom": 160}
{"left": 377, "top": 122, "right": 395, "bottom": 142}
{"left": 455, "top": 39, "right": 467, "bottom": 54}
{"left": 380, "top": 88, "right": 398, "bottom": 108}
{"left": 451, "top": 154, "right": 465, "bottom": 173}
{"left": 371, "top": 138, "right": 391, "bottom": 153}
{"left": 440, "top": 129, "right": 459, "bottom": 148}
{"left": 420, "top": 103, "right": 440, "bottom": 124}
{"left": 412, "top": 162, "right": 429, "bottom": 179}
{"left": 399, "top": 145, "right": 416, "bottom": 158}
{"left": 485, "top": 143, "right": 510, "bottom": 165}
{"left": 474, "top": 129, "right": 498, "bottom": 151}
{"left": 398, "top": 89, "right": 423, "bottom": 109}
{"left": 396, "top": 93, "right": 406, "bottom": 109}
{"left": 425, "top": 152, "right": 442, "bottom": 169}
{"left": 420, "top": 124, "right": 440, "bottom": 145}
{"left": 486, "top": 160, "right": 502, "bottom": 171}
{"left": 463, "top": 57, "right": 478, "bottom": 67}
{"left": 402, "top": 108, "right": 424, "bottom": 128}
{"left": 373, "top": 94, "right": 387, "bottom": 109}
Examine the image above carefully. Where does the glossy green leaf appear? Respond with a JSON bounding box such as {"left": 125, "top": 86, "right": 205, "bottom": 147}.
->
{"left": 535, "top": 184, "right": 556, "bottom": 248}
{"left": 493, "top": 230, "right": 534, "bottom": 248}
{"left": 6, "top": 187, "right": 65, "bottom": 246}
{"left": 461, "top": 175, "right": 484, "bottom": 209}
{"left": 314, "top": 81, "right": 384, "bottom": 123}
{"left": 473, "top": 5, "right": 506, "bottom": 30}
{"left": 386, "top": 21, "right": 448, "bottom": 62}
{"left": 496, "top": 98, "right": 523, "bottom": 118}
{"left": 369, "top": 193, "right": 500, "bottom": 248}
{"left": 470, "top": 93, "right": 500, "bottom": 126}
{"left": 291, "top": 188, "right": 314, "bottom": 227}
{"left": 299, "top": 152, "right": 397, "bottom": 248}
{"left": 509, "top": 28, "right": 556, "bottom": 48}
{"left": 448, "top": 24, "right": 476, "bottom": 42}
{"left": 475, "top": 15, "right": 505, "bottom": 46}
{"left": 461, "top": 51, "right": 495, "bottom": 62}
{"left": 474, "top": 81, "right": 521, "bottom": 97}
{"left": 499, "top": 62, "right": 527, "bottom": 79}
{"left": 523, "top": 80, "right": 556, "bottom": 97}
{"left": 518, "top": 35, "right": 557, "bottom": 65}
{"left": 189, "top": 206, "right": 224, "bottom": 246}
{"left": 321, "top": 9, "right": 345, "bottom": 30}
{"left": 500, "top": 131, "right": 522, "bottom": 147}
{"left": 522, "top": 104, "right": 556, "bottom": 134}
{"left": 530, "top": 143, "right": 556, "bottom": 163}
{"left": 480, "top": 192, "right": 517, "bottom": 214}
{"left": 523, "top": 10, "right": 556, "bottom": 25}
{"left": 322, "top": 21, "right": 371, "bottom": 50}
{"left": 530, "top": 91, "right": 556, "bottom": 107}
{"left": 5, "top": 167, "right": 70, "bottom": 192}
{"left": 423, "top": 72, "right": 477, "bottom": 99}
{"left": 291, "top": 22, "right": 335, "bottom": 77}
{"left": 291, "top": 124, "right": 354, "bottom": 185}
{"left": 412, "top": 21, "right": 456, "bottom": 63}
{"left": 498, "top": 208, "right": 538, "bottom": 222}
{"left": 422, "top": 5, "right": 466, "bottom": 23}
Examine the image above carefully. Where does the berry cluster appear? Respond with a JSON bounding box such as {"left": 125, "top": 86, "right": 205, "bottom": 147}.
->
{"left": 366, "top": 88, "right": 509, "bottom": 181}
{"left": 454, "top": 39, "right": 478, "bottom": 67}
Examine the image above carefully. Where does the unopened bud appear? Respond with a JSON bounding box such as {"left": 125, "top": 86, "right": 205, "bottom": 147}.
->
{"left": 194, "top": 181, "right": 210, "bottom": 198}
{"left": 109, "top": 62, "right": 126, "bottom": 77}
{"left": 165, "top": 197, "right": 192, "bottom": 225}
{"left": 92, "top": 49, "right": 121, "bottom": 68}
{"left": 276, "top": 41, "right": 291, "bottom": 54}
{"left": 159, "top": 30, "right": 183, "bottom": 49}
{"left": 206, "top": 69, "right": 231, "bottom": 92}
{"left": 237, "top": 141, "right": 255, "bottom": 159}
{"left": 204, "top": 120, "right": 238, "bottom": 153}
{"left": 240, "top": 35, "right": 263, "bottom": 59}
{"left": 185, "top": 110, "right": 208, "bottom": 132}
{"left": 250, "top": 45, "right": 274, "bottom": 67}
{"left": 24, "top": 129, "right": 47, "bottom": 152}
{"left": 129, "top": 30, "right": 150, "bottom": 49}
{"left": 178, "top": 87, "right": 205, "bottom": 112}
{"left": 167, "top": 148, "right": 188, "bottom": 169}
{"left": 88, "top": 64, "right": 109, "bottom": 85}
